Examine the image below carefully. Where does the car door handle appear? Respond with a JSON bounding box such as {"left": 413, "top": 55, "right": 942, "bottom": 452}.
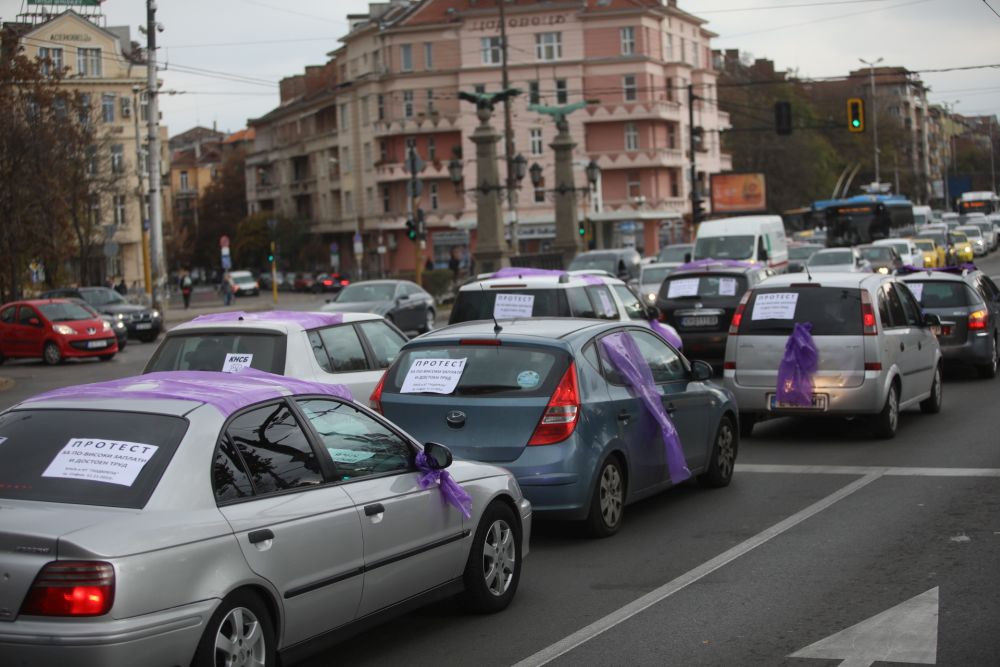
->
{"left": 900, "top": 342, "right": 905, "bottom": 351}
{"left": 364, "top": 503, "right": 385, "bottom": 516}
{"left": 617, "top": 410, "right": 631, "bottom": 423}
{"left": 248, "top": 529, "right": 274, "bottom": 544}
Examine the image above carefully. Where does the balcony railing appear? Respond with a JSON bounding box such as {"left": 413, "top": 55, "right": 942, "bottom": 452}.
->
{"left": 375, "top": 160, "right": 450, "bottom": 182}
{"left": 589, "top": 148, "right": 684, "bottom": 170}
{"left": 584, "top": 99, "right": 683, "bottom": 123}
{"left": 373, "top": 111, "right": 461, "bottom": 137}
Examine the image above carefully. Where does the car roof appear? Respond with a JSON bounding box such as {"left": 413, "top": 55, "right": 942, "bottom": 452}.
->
{"left": 416, "top": 317, "right": 614, "bottom": 343}
{"left": 170, "top": 310, "right": 381, "bottom": 334}
{"left": 668, "top": 263, "right": 760, "bottom": 277}
{"left": 872, "top": 238, "right": 910, "bottom": 245}
{"left": 641, "top": 262, "right": 675, "bottom": 271}
{"left": 758, "top": 272, "right": 885, "bottom": 289}
{"left": 459, "top": 273, "right": 624, "bottom": 290}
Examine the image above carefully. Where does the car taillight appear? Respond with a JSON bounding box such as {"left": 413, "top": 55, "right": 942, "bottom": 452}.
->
{"left": 528, "top": 362, "right": 580, "bottom": 446}
{"left": 864, "top": 362, "right": 882, "bottom": 371}
{"left": 724, "top": 361, "right": 736, "bottom": 370}
{"left": 323, "top": 280, "right": 333, "bottom": 286}
{"left": 969, "top": 309, "right": 988, "bottom": 330}
{"left": 860, "top": 289, "right": 878, "bottom": 335}
{"left": 369, "top": 372, "right": 386, "bottom": 414}
{"left": 341, "top": 280, "right": 350, "bottom": 286}
{"left": 729, "top": 291, "right": 751, "bottom": 335}
{"left": 20, "top": 561, "right": 114, "bottom": 617}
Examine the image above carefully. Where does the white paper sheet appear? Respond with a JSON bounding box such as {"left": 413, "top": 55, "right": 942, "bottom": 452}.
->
{"left": 718, "top": 277, "right": 737, "bottom": 297}
{"left": 494, "top": 293, "right": 535, "bottom": 319}
{"left": 0, "top": 436, "right": 7, "bottom": 446}
{"left": 222, "top": 353, "right": 253, "bottom": 373}
{"left": 598, "top": 291, "right": 617, "bottom": 317}
{"left": 42, "top": 438, "right": 159, "bottom": 487}
{"left": 326, "top": 448, "right": 375, "bottom": 464}
{"left": 905, "top": 282, "right": 924, "bottom": 302}
{"left": 751, "top": 292, "right": 799, "bottom": 320}
{"left": 667, "top": 278, "right": 700, "bottom": 298}
{"left": 400, "top": 357, "right": 468, "bottom": 394}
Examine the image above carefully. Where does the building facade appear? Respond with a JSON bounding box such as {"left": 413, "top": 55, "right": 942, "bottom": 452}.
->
{"left": 246, "top": 0, "right": 730, "bottom": 275}
{"left": 169, "top": 126, "right": 226, "bottom": 250}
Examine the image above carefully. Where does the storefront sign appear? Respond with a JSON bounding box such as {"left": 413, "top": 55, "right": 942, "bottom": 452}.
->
{"left": 470, "top": 15, "right": 566, "bottom": 31}
{"left": 710, "top": 173, "right": 767, "bottom": 213}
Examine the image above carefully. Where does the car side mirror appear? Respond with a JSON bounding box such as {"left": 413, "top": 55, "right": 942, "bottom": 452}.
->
{"left": 922, "top": 313, "right": 942, "bottom": 328}
{"left": 690, "top": 360, "right": 713, "bottom": 382}
{"left": 422, "top": 442, "right": 453, "bottom": 469}
{"left": 684, "top": 252, "right": 692, "bottom": 263}
{"left": 28, "top": 317, "right": 41, "bottom": 327}
{"left": 644, "top": 304, "right": 660, "bottom": 320}
{"left": 397, "top": 293, "right": 410, "bottom": 302}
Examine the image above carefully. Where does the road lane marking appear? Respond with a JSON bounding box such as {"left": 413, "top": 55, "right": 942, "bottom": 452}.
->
{"left": 790, "top": 587, "right": 938, "bottom": 666}
{"left": 512, "top": 472, "right": 884, "bottom": 667}
{"left": 738, "top": 463, "right": 1000, "bottom": 477}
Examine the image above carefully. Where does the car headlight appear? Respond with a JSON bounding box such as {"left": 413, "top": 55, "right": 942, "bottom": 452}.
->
{"left": 53, "top": 324, "right": 75, "bottom": 335}
{"left": 115, "top": 321, "right": 126, "bottom": 330}
{"left": 646, "top": 293, "right": 657, "bottom": 303}
{"left": 151, "top": 310, "right": 160, "bottom": 319}
{"left": 101, "top": 321, "right": 112, "bottom": 332}
{"left": 877, "top": 266, "right": 889, "bottom": 274}
{"left": 115, "top": 313, "right": 125, "bottom": 320}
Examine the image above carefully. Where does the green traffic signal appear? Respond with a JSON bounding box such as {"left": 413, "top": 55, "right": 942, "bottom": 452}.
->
{"left": 852, "top": 119, "right": 861, "bottom": 128}
{"left": 578, "top": 225, "right": 586, "bottom": 236}
{"left": 267, "top": 254, "right": 274, "bottom": 262}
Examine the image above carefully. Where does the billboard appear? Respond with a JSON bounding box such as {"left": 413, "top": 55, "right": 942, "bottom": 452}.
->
{"left": 710, "top": 173, "right": 767, "bottom": 214}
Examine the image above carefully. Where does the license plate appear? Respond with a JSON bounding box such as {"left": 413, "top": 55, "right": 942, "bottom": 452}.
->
{"left": 680, "top": 316, "right": 718, "bottom": 328}
{"left": 136, "top": 323, "right": 152, "bottom": 330}
{"left": 87, "top": 340, "right": 108, "bottom": 349}
{"left": 768, "top": 393, "right": 827, "bottom": 411}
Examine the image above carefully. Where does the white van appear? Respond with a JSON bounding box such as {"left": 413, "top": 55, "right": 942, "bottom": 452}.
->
{"left": 912, "top": 205, "right": 933, "bottom": 228}
{"left": 693, "top": 215, "right": 789, "bottom": 272}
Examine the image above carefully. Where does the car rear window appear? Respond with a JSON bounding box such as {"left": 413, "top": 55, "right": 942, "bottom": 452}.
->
{"left": 38, "top": 302, "right": 94, "bottom": 322}
{"left": 0, "top": 410, "right": 188, "bottom": 508}
{"left": 450, "top": 288, "right": 571, "bottom": 324}
{"left": 740, "top": 286, "right": 863, "bottom": 336}
{"left": 660, "top": 274, "right": 747, "bottom": 300}
{"left": 809, "top": 250, "right": 854, "bottom": 266}
{"left": 903, "top": 281, "right": 979, "bottom": 308}
{"left": 386, "top": 344, "right": 569, "bottom": 397}
{"left": 145, "top": 331, "right": 286, "bottom": 374}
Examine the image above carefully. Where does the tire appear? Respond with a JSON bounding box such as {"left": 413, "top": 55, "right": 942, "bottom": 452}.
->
{"left": 871, "top": 382, "right": 900, "bottom": 439}
{"left": 586, "top": 456, "right": 626, "bottom": 538}
{"left": 739, "top": 412, "right": 756, "bottom": 438}
{"left": 699, "top": 415, "right": 737, "bottom": 488}
{"left": 99, "top": 354, "right": 115, "bottom": 362}
{"left": 975, "top": 338, "right": 998, "bottom": 379}
{"left": 459, "top": 501, "right": 521, "bottom": 614}
{"left": 420, "top": 308, "right": 435, "bottom": 334}
{"left": 920, "top": 365, "right": 943, "bottom": 414}
{"left": 43, "top": 342, "right": 62, "bottom": 366}
{"left": 192, "top": 590, "right": 275, "bottom": 667}
{"left": 117, "top": 339, "right": 127, "bottom": 351}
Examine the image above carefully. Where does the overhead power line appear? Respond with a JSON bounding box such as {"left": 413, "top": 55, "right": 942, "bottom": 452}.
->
{"left": 698, "top": 0, "right": 897, "bottom": 13}
{"left": 721, "top": 0, "right": 933, "bottom": 39}
{"left": 983, "top": 0, "right": 1000, "bottom": 20}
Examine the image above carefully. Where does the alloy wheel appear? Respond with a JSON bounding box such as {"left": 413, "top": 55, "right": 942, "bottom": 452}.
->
{"left": 214, "top": 606, "right": 266, "bottom": 667}
{"left": 888, "top": 387, "right": 899, "bottom": 433}
{"left": 716, "top": 421, "right": 735, "bottom": 480}
{"left": 599, "top": 464, "right": 624, "bottom": 528}
{"left": 43, "top": 343, "right": 61, "bottom": 365}
{"left": 482, "top": 519, "right": 516, "bottom": 597}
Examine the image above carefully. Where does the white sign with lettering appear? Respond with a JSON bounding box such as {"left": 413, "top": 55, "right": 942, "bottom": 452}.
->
{"left": 401, "top": 358, "right": 468, "bottom": 395}
{"left": 905, "top": 282, "right": 924, "bottom": 302}
{"left": 751, "top": 292, "right": 799, "bottom": 320}
{"left": 494, "top": 293, "right": 535, "bottom": 319}
{"left": 667, "top": 278, "right": 700, "bottom": 299}
{"left": 42, "top": 438, "right": 159, "bottom": 487}
{"left": 222, "top": 353, "right": 253, "bottom": 373}
{"left": 718, "top": 277, "right": 738, "bottom": 297}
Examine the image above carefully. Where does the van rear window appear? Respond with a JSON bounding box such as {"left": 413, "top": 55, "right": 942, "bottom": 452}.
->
{"left": 450, "top": 289, "right": 572, "bottom": 324}
{"left": 145, "top": 331, "right": 286, "bottom": 374}
{"left": 740, "top": 287, "right": 863, "bottom": 336}
{"left": 660, "top": 274, "right": 748, "bottom": 300}
{"left": 904, "top": 281, "right": 978, "bottom": 308}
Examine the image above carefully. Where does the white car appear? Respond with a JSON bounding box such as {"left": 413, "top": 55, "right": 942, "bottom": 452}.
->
{"left": 144, "top": 311, "right": 407, "bottom": 399}
{"left": 806, "top": 248, "right": 871, "bottom": 273}
{"left": 873, "top": 238, "right": 923, "bottom": 268}
{"left": 639, "top": 262, "right": 674, "bottom": 304}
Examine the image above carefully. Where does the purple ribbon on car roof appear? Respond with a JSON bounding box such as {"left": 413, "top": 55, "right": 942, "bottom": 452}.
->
{"left": 599, "top": 332, "right": 690, "bottom": 484}
{"left": 649, "top": 319, "right": 683, "bottom": 350}
{"left": 415, "top": 450, "right": 473, "bottom": 518}
{"left": 25, "top": 368, "right": 354, "bottom": 415}
{"left": 676, "top": 258, "right": 762, "bottom": 271}
{"left": 775, "top": 322, "right": 819, "bottom": 407}
{"left": 490, "top": 267, "right": 567, "bottom": 280}
{"left": 192, "top": 310, "right": 344, "bottom": 329}
{"left": 898, "top": 263, "right": 977, "bottom": 275}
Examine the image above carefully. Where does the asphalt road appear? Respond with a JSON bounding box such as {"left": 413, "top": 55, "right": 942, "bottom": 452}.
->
{"left": 2, "top": 259, "right": 999, "bottom": 666}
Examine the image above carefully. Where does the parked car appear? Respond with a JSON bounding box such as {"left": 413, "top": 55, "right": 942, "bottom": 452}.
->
{"left": 724, "top": 272, "right": 943, "bottom": 439}
{"left": 656, "top": 243, "right": 694, "bottom": 267}
{"left": 372, "top": 318, "right": 737, "bottom": 537}
{"left": 293, "top": 273, "right": 317, "bottom": 292}
{"left": 857, "top": 244, "right": 904, "bottom": 274}
{"left": 568, "top": 248, "right": 642, "bottom": 287}
{"left": 0, "top": 299, "right": 118, "bottom": 365}
{"left": 67, "top": 297, "right": 128, "bottom": 351}
{"left": 899, "top": 267, "right": 1000, "bottom": 378}
{"left": 805, "top": 247, "right": 870, "bottom": 273}
{"left": 229, "top": 270, "right": 260, "bottom": 297}
{"left": 313, "top": 272, "right": 351, "bottom": 294}
{"left": 872, "top": 238, "right": 923, "bottom": 268}
{"left": 912, "top": 238, "right": 944, "bottom": 268}
{"left": 257, "top": 270, "right": 284, "bottom": 291}
{"left": 0, "top": 371, "right": 530, "bottom": 666}
{"left": 639, "top": 262, "right": 673, "bottom": 304}
{"left": 961, "top": 215, "right": 997, "bottom": 251}
{"left": 322, "top": 280, "right": 436, "bottom": 334}
{"left": 144, "top": 310, "right": 407, "bottom": 398}
{"left": 655, "top": 261, "right": 773, "bottom": 367}
{"left": 693, "top": 215, "right": 789, "bottom": 272}
{"left": 787, "top": 243, "right": 824, "bottom": 273}
{"left": 955, "top": 225, "right": 987, "bottom": 257}
{"left": 40, "top": 286, "right": 161, "bottom": 342}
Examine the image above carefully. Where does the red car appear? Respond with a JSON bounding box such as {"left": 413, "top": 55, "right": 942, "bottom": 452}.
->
{"left": 0, "top": 299, "right": 119, "bottom": 365}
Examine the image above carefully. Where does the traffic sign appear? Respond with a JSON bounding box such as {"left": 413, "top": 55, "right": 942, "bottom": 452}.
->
{"left": 406, "top": 179, "right": 424, "bottom": 198}
{"left": 405, "top": 149, "right": 425, "bottom": 175}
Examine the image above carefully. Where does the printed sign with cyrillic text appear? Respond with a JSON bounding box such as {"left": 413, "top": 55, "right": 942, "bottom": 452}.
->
{"left": 400, "top": 358, "right": 468, "bottom": 394}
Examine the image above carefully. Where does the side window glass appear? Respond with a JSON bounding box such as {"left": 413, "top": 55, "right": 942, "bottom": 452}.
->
{"left": 213, "top": 437, "right": 255, "bottom": 501}
{"left": 566, "top": 286, "right": 596, "bottom": 318}
{"left": 585, "top": 285, "right": 619, "bottom": 320}
{"left": 883, "top": 284, "right": 907, "bottom": 328}
{"left": 17, "top": 306, "right": 39, "bottom": 326}
{"left": 876, "top": 289, "right": 891, "bottom": 328}
{"left": 226, "top": 402, "right": 323, "bottom": 494}
{"left": 297, "top": 399, "right": 411, "bottom": 481}
{"left": 581, "top": 341, "right": 602, "bottom": 374}
{"left": 982, "top": 276, "right": 1000, "bottom": 301}
{"left": 319, "top": 325, "right": 368, "bottom": 372}
{"left": 0, "top": 306, "right": 14, "bottom": 324}
{"left": 359, "top": 320, "right": 405, "bottom": 369}
{"left": 628, "top": 329, "right": 686, "bottom": 383}
{"left": 612, "top": 284, "right": 645, "bottom": 320}
{"left": 893, "top": 284, "right": 922, "bottom": 326}
{"left": 308, "top": 330, "right": 333, "bottom": 372}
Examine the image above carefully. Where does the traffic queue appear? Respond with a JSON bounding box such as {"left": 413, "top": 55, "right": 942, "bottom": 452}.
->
{"left": 1, "top": 214, "right": 999, "bottom": 666}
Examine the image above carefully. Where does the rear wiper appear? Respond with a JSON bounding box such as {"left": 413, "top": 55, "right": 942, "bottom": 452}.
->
{"left": 455, "top": 384, "right": 522, "bottom": 395}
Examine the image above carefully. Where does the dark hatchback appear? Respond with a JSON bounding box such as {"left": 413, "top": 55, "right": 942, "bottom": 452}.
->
{"left": 655, "top": 263, "right": 773, "bottom": 366}
{"left": 41, "top": 286, "right": 161, "bottom": 342}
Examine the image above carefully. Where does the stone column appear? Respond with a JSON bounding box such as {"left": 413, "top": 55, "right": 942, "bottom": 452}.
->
{"left": 471, "top": 105, "right": 509, "bottom": 274}
{"left": 550, "top": 119, "right": 581, "bottom": 268}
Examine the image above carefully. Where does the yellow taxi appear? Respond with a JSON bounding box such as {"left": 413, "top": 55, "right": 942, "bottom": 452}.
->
{"left": 950, "top": 231, "right": 975, "bottom": 263}
{"left": 912, "top": 238, "right": 943, "bottom": 268}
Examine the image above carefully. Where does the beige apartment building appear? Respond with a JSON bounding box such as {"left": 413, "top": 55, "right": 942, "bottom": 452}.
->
{"left": 246, "top": 0, "right": 730, "bottom": 275}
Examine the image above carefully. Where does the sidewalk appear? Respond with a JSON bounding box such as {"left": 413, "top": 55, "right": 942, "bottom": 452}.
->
{"left": 163, "top": 292, "right": 322, "bottom": 325}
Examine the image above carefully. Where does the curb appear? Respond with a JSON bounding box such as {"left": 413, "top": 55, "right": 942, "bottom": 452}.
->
{"left": 0, "top": 377, "right": 14, "bottom": 393}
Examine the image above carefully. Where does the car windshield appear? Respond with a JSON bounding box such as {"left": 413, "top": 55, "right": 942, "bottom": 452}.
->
{"left": 957, "top": 227, "right": 982, "bottom": 238}
{"left": 38, "top": 302, "right": 95, "bottom": 322}
{"left": 387, "top": 344, "right": 568, "bottom": 397}
{"left": 568, "top": 254, "right": 618, "bottom": 274}
{"left": 913, "top": 240, "right": 934, "bottom": 250}
{"left": 918, "top": 231, "right": 947, "bottom": 246}
{"left": 451, "top": 288, "right": 571, "bottom": 324}
{"left": 903, "top": 281, "right": 977, "bottom": 308}
{"left": 740, "top": 286, "right": 863, "bottom": 336}
{"left": 231, "top": 273, "right": 255, "bottom": 284}
{"left": 82, "top": 288, "right": 126, "bottom": 307}
{"left": 882, "top": 242, "right": 909, "bottom": 255}
{"left": 859, "top": 247, "right": 893, "bottom": 261}
{"left": 693, "top": 235, "right": 754, "bottom": 260}
{"left": 661, "top": 274, "right": 748, "bottom": 300}
{"left": 640, "top": 266, "right": 671, "bottom": 285}
{"left": 788, "top": 246, "right": 821, "bottom": 260}
{"left": 0, "top": 409, "right": 188, "bottom": 508}
{"left": 337, "top": 283, "right": 397, "bottom": 302}
{"left": 808, "top": 250, "right": 854, "bottom": 266}
{"left": 145, "top": 332, "right": 286, "bottom": 374}
{"left": 952, "top": 232, "right": 968, "bottom": 243}
{"left": 658, "top": 245, "right": 691, "bottom": 262}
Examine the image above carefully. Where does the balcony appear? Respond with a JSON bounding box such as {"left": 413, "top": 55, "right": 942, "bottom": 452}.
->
{"left": 373, "top": 111, "right": 461, "bottom": 137}
{"left": 375, "top": 160, "right": 451, "bottom": 183}
{"left": 584, "top": 100, "right": 683, "bottom": 124}
{"left": 589, "top": 148, "right": 684, "bottom": 171}
{"left": 289, "top": 177, "right": 317, "bottom": 193}
{"left": 598, "top": 197, "right": 688, "bottom": 217}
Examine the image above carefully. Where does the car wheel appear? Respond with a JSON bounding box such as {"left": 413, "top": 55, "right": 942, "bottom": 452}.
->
{"left": 192, "top": 590, "right": 275, "bottom": 667}
{"left": 976, "top": 338, "right": 998, "bottom": 379}
{"left": 459, "top": 501, "right": 521, "bottom": 614}
{"left": 586, "top": 456, "right": 626, "bottom": 538}
{"left": 738, "top": 411, "right": 756, "bottom": 438}
{"left": 420, "top": 308, "right": 435, "bottom": 334}
{"left": 117, "top": 339, "right": 127, "bottom": 351}
{"left": 872, "top": 382, "right": 900, "bottom": 439}
{"left": 920, "top": 365, "right": 943, "bottom": 413}
{"left": 43, "top": 342, "right": 62, "bottom": 366}
{"left": 699, "top": 415, "right": 737, "bottom": 488}
{"left": 99, "top": 354, "right": 115, "bottom": 362}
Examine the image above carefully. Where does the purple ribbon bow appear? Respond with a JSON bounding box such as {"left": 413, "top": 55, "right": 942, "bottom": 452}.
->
{"left": 600, "top": 332, "right": 691, "bottom": 484}
{"left": 649, "top": 319, "right": 683, "bottom": 350}
{"left": 415, "top": 451, "right": 473, "bottom": 518}
{"left": 775, "top": 322, "right": 819, "bottom": 407}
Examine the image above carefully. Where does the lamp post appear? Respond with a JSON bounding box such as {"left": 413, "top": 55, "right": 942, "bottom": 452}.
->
{"left": 529, "top": 158, "right": 601, "bottom": 251}
{"left": 131, "top": 85, "right": 152, "bottom": 299}
{"left": 859, "top": 57, "right": 883, "bottom": 185}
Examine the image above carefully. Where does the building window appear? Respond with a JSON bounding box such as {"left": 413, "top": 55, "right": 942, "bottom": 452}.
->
{"left": 139, "top": 91, "right": 149, "bottom": 121}
{"left": 113, "top": 195, "right": 126, "bottom": 226}
{"left": 344, "top": 191, "right": 354, "bottom": 215}
{"left": 530, "top": 128, "right": 543, "bottom": 156}
{"left": 481, "top": 36, "right": 502, "bottom": 65}
{"left": 620, "top": 27, "right": 636, "bottom": 56}
{"left": 38, "top": 46, "right": 62, "bottom": 76}
{"left": 342, "top": 146, "right": 351, "bottom": 173}
{"left": 663, "top": 33, "right": 673, "bottom": 61}
{"left": 120, "top": 96, "right": 132, "bottom": 118}
{"left": 78, "top": 93, "right": 91, "bottom": 125}
{"left": 430, "top": 182, "right": 439, "bottom": 210}
{"left": 379, "top": 140, "right": 388, "bottom": 163}
{"left": 426, "top": 89, "right": 434, "bottom": 114}
{"left": 623, "top": 75, "right": 637, "bottom": 102}
{"left": 624, "top": 123, "right": 639, "bottom": 151}
{"left": 110, "top": 144, "right": 124, "bottom": 173}
{"left": 363, "top": 142, "right": 372, "bottom": 170}
{"left": 424, "top": 42, "right": 433, "bottom": 70}
{"left": 691, "top": 42, "right": 699, "bottom": 68}
{"left": 383, "top": 185, "right": 391, "bottom": 213}
{"left": 403, "top": 90, "right": 414, "bottom": 118}
{"left": 555, "top": 79, "right": 568, "bottom": 104}
{"left": 88, "top": 194, "right": 101, "bottom": 225}
{"left": 76, "top": 47, "right": 101, "bottom": 77}
{"left": 400, "top": 44, "right": 413, "bottom": 72}
{"left": 474, "top": 84, "right": 486, "bottom": 95}
{"left": 365, "top": 187, "right": 374, "bottom": 212}
{"left": 339, "top": 103, "right": 350, "bottom": 130}
{"left": 85, "top": 145, "right": 97, "bottom": 176}
{"left": 427, "top": 136, "right": 436, "bottom": 161}
{"left": 535, "top": 32, "right": 562, "bottom": 61}
{"left": 627, "top": 171, "right": 641, "bottom": 199}
{"left": 529, "top": 80, "right": 540, "bottom": 105}
{"left": 534, "top": 178, "right": 546, "bottom": 204}
{"left": 101, "top": 93, "right": 115, "bottom": 123}
{"left": 680, "top": 37, "right": 686, "bottom": 64}
{"left": 361, "top": 96, "right": 369, "bottom": 124}
{"left": 179, "top": 171, "right": 189, "bottom": 191}
{"left": 377, "top": 94, "right": 385, "bottom": 121}
{"left": 405, "top": 137, "right": 417, "bottom": 156}
{"left": 667, "top": 123, "right": 677, "bottom": 149}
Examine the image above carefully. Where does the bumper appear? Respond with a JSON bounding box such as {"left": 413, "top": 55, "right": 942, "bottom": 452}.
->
{"left": 506, "top": 438, "right": 593, "bottom": 521}
{"left": 124, "top": 321, "right": 162, "bottom": 338}
{"left": 941, "top": 332, "right": 994, "bottom": 366}
{"left": 724, "top": 370, "right": 886, "bottom": 416}
{"left": 518, "top": 497, "right": 533, "bottom": 557}
{"left": 0, "top": 599, "right": 215, "bottom": 667}
{"left": 62, "top": 337, "right": 118, "bottom": 358}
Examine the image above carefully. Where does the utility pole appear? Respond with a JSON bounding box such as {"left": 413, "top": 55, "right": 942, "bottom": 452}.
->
{"left": 132, "top": 85, "right": 151, "bottom": 298}
{"left": 859, "top": 57, "right": 883, "bottom": 185}
{"left": 688, "top": 84, "right": 703, "bottom": 228}
{"left": 146, "top": 0, "right": 165, "bottom": 309}
{"left": 406, "top": 148, "right": 425, "bottom": 286}
{"left": 498, "top": 0, "right": 519, "bottom": 257}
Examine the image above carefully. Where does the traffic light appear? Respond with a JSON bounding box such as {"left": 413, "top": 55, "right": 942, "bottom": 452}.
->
{"left": 578, "top": 220, "right": 586, "bottom": 237}
{"left": 405, "top": 217, "right": 417, "bottom": 241}
{"left": 847, "top": 97, "right": 864, "bottom": 133}
{"left": 267, "top": 252, "right": 274, "bottom": 262}
{"left": 774, "top": 101, "right": 792, "bottom": 135}
{"left": 416, "top": 208, "right": 427, "bottom": 241}
{"left": 693, "top": 197, "right": 706, "bottom": 223}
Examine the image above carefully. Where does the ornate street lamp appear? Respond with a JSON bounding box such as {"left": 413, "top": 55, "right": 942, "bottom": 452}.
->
{"left": 529, "top": 162, "right": 544, "bottom": 188}
{"left": 513, "top": 153, "right": 528, "bottom": 182}
{"left": 585, "top": 159, "right": 601, "bottom": 190}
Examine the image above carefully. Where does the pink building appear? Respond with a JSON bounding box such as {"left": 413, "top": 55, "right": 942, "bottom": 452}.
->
{"left": 246, "top": 0, "right": 730, "bottom": 275}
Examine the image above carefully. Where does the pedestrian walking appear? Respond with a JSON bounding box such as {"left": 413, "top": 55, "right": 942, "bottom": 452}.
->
{"left": 221, "top": 272, "right": 234, "bottom": 306}
{"left": 180, "top": 271, "right": 193, "bottom": 309}
{"left": 114, "top": 277, "right": 128, "bottom": 296}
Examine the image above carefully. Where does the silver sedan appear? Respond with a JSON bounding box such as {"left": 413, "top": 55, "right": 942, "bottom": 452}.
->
{"left": 0, "top": 371, "right": 531, "bottom": 667}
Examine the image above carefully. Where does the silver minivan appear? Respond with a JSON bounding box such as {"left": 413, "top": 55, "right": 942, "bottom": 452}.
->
{"left": 723, "top": 273, "right": 943, "bottom": 439}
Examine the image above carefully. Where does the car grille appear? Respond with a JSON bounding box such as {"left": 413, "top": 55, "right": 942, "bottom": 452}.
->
{"left": 124, "top": 312, "right": 152, "bottom": 323}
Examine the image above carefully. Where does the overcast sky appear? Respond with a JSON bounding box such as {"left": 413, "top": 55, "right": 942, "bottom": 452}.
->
{"left": 2, "top": 0, "right": 997, "bottom": 135}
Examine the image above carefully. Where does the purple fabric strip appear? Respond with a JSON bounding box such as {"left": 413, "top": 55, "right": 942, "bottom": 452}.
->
{"left": 578, "top": 273, "right": 605, "bottom": 286}
{"left": 491, "top": 267, "right": 567, "bottom": 280}
{"left": 649, "top": 319, "right": 683, "bottom": 350}
{"left": 25, "top": 368, "right": 354, "bottom": 415}
{"left": 192, "top": 310, "right": 344, "bottom": 329}
{"left": 676, "top": 258, "right": 761, "bottom": 271}
{"left": 898, "top": 263, "right": 977, "bottom": 275}
{"left": 775, "top": 322, "right": 819, "bottom": 407}
{"left": 599, "top": 332, "right": 691, "bottom": 484}
{"left": 415, "top": 451, "right": 473, "bottom": 518}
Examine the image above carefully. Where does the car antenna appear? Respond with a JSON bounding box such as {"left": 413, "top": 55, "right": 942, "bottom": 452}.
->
{"left": 481, "top": 282, "right": 502, "bottom": 335}
{"left": 805, "top": 262, "right": 813, "bottom": 282}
